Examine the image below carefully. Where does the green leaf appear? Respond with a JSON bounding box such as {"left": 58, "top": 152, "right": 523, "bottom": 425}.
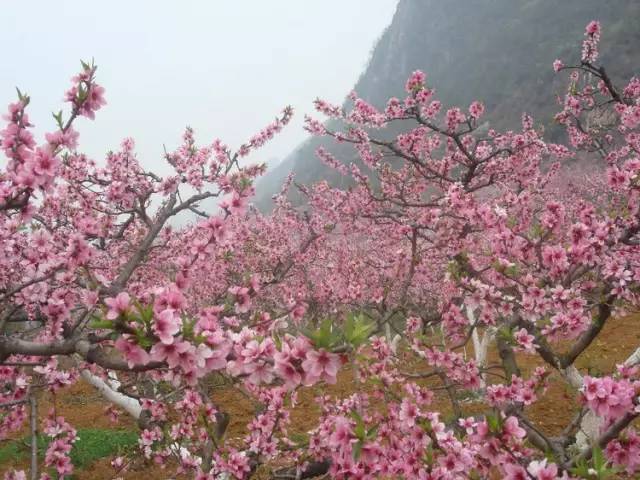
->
{"left": 486, "top": 413, "right": 502, "bottom": 433}
{"left": 134, "top": 330, "right": 152, "bottom": 348}
{"left": 288, "top": 432, "right": 309, "bottom": 446}
{"left": 303, "top": 318, "right": 342, "bottom": 349}
{"left": 447, "top": 260, "right": 462, "bottom": 280}
{"left": 351, "top": 410, "right": 366, "bottom": 440}
{"left": 497, "top": 326, "right": 514, "bottom": 342}
{"left": 137, "top": 304, "right": 154, "bottom": 327}
{"left": 52, "top": 110, "right": 64, "bottom": 128}
{"left": 592, "top": 444, "right": 605, "bottom": 471}
{"left": 569, "top": 457, "right": 589, "bottom": 478}
{"left": 423, "top": 445, "right": 434, "bottom": 466}
{"left": 77, "top": 85, "right": 87, "bottom": 102}
{"left": 14, "top": 87, "right": 30, "bottom": 106}
{"left": 366, "top": 425, "right": 379, "bottom": 440}
{"left": 181, "top": 316, "right": 195, "bottom": 340}
{"left": 344, "top": 313, "right": 375, "bottom": 347}
{"left": 352, "top": 440, "right": 363, "bottom": 461}
{"left": 88, "top": 319, "right": 115, "bottom": 330}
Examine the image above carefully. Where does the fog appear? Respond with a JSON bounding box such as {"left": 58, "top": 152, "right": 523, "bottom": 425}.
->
{"left": 0, "top": 0, "right": 397, "bottom": 175}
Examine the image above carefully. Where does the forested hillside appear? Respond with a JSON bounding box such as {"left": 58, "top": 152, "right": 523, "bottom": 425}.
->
{"left": 254, "top": 0, "right": 640, "bottom": 209}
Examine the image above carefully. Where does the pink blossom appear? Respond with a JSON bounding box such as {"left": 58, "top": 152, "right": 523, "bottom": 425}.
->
{"left": 153, "top": 309, "right": 181, "bottom": 345}
{"left": 245, "top": 361, "right": 274, "bottom": 385}
{"left": 273, "top": 358, "right": 302, "bottom": 390}
{"left": 513, "top": 328, "right": 537, "bottom": 353}
{"left": 504, "top": 463, "right": 528, "bottom": 480}
{"left": 468, "top": 101, "right": 485, "bottom": 120}
{"left": 527, "top": 459, "right": 559, "bottom": 480}
{"left": 3, "top": 471, "right": 26, "bottom": 480}
{"left": 105, "top": 292, "right": 130, "bottom": 320}
{"left": 221, "top": 192, "right": 247, "bottom": 216}
{"left": 405, "top": 70, "right": 426, "bottom": 93}
{"left": 301, "top": 349, "right": 341, "bottom": 384}
{"left": 503, "top": 416, "right": 526, "bottom": 440}
{"left": 114, "top": 337, "right": 150, "bottom": 368}
{"left": 150, "top": 340, "right": 194, "bottom": 369}
{"left": 552, "top": 59, "right": 564, "bottom": 72}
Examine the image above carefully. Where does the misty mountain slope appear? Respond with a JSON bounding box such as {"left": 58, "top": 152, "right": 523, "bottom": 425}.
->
{"left": 254, "top": 0, "right": 640, "bottom": 210}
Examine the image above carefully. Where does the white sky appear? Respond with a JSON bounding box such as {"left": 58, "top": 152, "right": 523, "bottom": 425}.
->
{"left": 0, "top": 1, "right": 398, "bottom": 176}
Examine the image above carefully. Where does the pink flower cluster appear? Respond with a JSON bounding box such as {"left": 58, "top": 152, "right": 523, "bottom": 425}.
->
{"left": 582, "top": 375, "right": 638, "bottom": 421}
{"left": 42, "top": 412, "right": 77, "bottom": 477}
{"left": 4, "top": 19, "right": 640, "bottom": 479}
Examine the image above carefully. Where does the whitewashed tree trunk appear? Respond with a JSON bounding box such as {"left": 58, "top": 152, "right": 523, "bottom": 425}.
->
{"left": 625, "top": 346, "right": 640, "bottom": 366}
{"left": 80, "top": 369, "right": 232, "bottom": 478}
{"left": 569, "top": 347, "right": 640, "bottom": 450}
{"left": 384, "top": 322, "right": 392, "bottom": 342}
{"left": 80, "top": 370, "right": 142, "bottom": 420}
{"left": 466, "top": 306, "right": 495, "bottom": 390}
{"left": 560, "top": 365, "right": 599, "bottom": 450}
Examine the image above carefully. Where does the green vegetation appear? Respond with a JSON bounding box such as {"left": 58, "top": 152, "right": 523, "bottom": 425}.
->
{"left": 0, "top": 428, "right": 137, "bottom": 472}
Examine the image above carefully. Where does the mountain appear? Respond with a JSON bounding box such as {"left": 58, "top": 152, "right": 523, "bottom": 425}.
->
{"left": 254, "top": 0, "right": 640, "bottom": 210}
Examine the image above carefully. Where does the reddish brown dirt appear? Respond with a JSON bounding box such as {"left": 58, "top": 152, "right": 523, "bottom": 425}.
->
{"left": 518, "top": 313, "right": 640, "bottom": 436}
{"left": 43, "top": 381, "right": 137, "bottom": 431}
{"left": 1, "top": 314, "right": 638, "bottom": 478}
{"left": 76, "top": 457, "right": 184, "bottom": 480}
{"left": 0, "top": 380, "right": 137, "bottom": 476}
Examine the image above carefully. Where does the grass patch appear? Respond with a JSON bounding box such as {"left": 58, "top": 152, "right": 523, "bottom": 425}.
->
{"left": 69, "top": 429, "right": 138, "bottom": 468}
{"left": 0, "top": 439, "right": 23, "bottom": 466}
{"left": 0, "top": 428, "right": 137, "bottom": 472}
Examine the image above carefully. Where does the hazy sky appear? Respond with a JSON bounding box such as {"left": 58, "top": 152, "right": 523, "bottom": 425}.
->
{"left": 0, "top": 1, "right": 398, "bottom": 176}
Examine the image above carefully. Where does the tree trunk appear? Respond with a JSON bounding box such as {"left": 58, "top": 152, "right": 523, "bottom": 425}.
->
{"left": 80, "top": 370, "right": 142, "bottom": 419}
{"left": 29, "top": 394, "right": 38, "bottom": 480}
{"left": 567, "top": 347, "right": 640, "bottom": 450}
{"left": 467, "top": 306, "right": 494, "bottom": 390}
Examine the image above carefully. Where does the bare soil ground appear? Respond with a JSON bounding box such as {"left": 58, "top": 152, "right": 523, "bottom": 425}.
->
{"left": 1, "top": 314, "right": 638, "bottom": 479}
